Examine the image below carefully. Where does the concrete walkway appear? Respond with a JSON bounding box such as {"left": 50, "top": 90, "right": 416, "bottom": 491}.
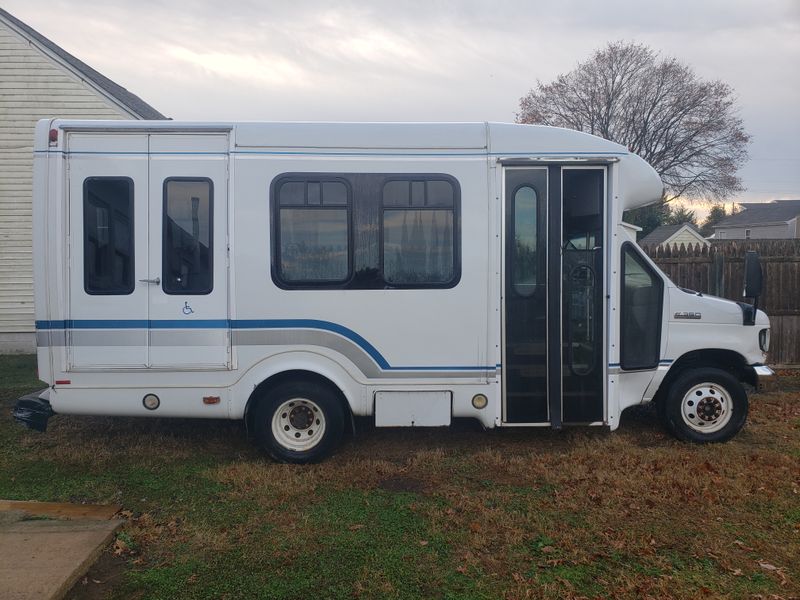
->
{"left": 0, "top": 502, "right": 122, "bottom": 600}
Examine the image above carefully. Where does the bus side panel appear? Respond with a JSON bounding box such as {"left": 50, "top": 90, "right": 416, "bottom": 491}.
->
{"left": 229, "top": 154, "right": 495, "bottom": 421}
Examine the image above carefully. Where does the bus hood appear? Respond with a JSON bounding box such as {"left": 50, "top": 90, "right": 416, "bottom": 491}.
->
{"left": 668, "top": 287, "right": 767, "bottom": 326}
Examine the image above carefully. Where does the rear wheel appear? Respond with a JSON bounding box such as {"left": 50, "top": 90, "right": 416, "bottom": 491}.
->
{"left": 253, "top": 380, "right": 345, "bottom": 463}
{"left": 661, "top": 367, "right": 748, "bottom": 443}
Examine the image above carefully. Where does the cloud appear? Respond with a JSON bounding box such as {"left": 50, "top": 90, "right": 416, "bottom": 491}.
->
{"left": 3, "top": 0, "right": 799, "bottom": 201}
{"left": 164, "top": 45, "right": 313, "bottom": 88}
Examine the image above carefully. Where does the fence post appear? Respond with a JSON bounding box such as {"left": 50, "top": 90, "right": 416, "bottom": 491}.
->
{"left": 711, "top": 251, "right": 725, "bottom": 297}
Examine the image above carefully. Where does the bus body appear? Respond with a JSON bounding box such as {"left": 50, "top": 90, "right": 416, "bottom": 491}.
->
{"left": 17, "top": 119, "right": 773, "bottom": 462}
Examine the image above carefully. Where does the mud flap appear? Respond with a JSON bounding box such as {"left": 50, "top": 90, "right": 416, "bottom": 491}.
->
{"left": 13, "top": 389, "right": 54, "bottom": 432}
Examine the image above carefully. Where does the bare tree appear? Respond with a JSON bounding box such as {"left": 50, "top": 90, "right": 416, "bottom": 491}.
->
{"left": 517, "top": 42, "right": 750, "bottom": 202}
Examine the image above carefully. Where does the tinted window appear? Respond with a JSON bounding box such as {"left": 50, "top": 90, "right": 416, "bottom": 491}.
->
{"left": 512, "top": 185, "right": 538, "bottom": 296}
{"left": 83, "top": 178, "right": 134, "bottom": 295}
{"left": 621, "top": 244, "right": 663, "bottom": 369}
{"left": 271, "top": 173, "right": 460, "bottom": 289}
{"left": 383, "top": 210, "right": 454, "bottom": 284}
{"left": 381, "top": 179, "right": 456, "bottom": 285}
{"left": 163, "top": 179, "right": 213, "bottom": 294}
{"left": 275, "top": 178, "right": 351, "bottom": 284}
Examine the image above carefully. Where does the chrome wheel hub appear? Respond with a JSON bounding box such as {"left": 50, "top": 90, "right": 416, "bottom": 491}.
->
{"left": 271, "top": 398, "right": 326, "bottom": 451}
{"left": 681, "top": 383, "right": 733, "bottom": 434}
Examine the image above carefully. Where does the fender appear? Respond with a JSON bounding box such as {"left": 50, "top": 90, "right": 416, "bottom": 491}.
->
{"left": 644, "top": 348, "right": 754, "bottom": 407}
{"left": 229, "top": 350, "right": 366, "bottom": 420}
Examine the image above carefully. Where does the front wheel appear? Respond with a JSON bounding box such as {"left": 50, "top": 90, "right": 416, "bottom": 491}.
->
{"left": 253, "top": 381, "right": 345, "bottom": 463}
{"left": 661, "top": 367, "right": 748, "bottom": 443}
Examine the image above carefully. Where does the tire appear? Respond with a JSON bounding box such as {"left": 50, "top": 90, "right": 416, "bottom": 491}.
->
{"left": 661, "top": 367, "right": 748, "bottom": 443}
{"left": 252, "top": 380, "right": 346, "bottom": 464}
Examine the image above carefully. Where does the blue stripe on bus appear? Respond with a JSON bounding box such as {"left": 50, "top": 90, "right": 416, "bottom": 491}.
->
{"left": 36, "top": 320, "right": 670, "bottom": 372}
{"left": 34, "top": 151, "right": 228, "bottom": 156}
{"left": 34, "top": 318, "right": 494, "bottom": 372}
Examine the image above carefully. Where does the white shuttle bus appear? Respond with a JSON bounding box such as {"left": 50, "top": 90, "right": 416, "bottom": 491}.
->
{"left": 15, "top": 119, "right": 774, "bottom": 462}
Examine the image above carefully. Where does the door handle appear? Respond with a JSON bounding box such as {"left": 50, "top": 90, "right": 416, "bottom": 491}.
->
{"left": 139, "top": 277, "right": 161, "bottom": 285}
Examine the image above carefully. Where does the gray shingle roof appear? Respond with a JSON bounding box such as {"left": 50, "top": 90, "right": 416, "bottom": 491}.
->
{"left": 0, "top": 8, "right": 166, "bottom": 120}
{"left": 639, "top": 222, "right": 702, "bottom": 246}
{"left": 715, "top": 200, "right": 800, "bottom": 229}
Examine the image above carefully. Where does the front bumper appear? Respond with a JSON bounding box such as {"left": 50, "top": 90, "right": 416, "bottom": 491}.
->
{"left": 752, "top": 365, "right": 777, "bottom": 392}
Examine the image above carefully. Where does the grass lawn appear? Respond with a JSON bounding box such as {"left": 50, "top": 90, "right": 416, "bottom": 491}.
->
{"left": 1, "top": 355, "right": 798, "bottom": 599}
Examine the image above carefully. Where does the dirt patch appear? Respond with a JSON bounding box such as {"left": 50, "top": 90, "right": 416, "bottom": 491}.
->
{"left": 64, "top": 548, "right": 129, "bottom": 600}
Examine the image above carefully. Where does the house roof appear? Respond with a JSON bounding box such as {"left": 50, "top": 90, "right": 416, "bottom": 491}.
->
{"left": 639, "top": 222, "right": 703, "bottom": 246}
{"left": 0, "top": 8, "right": 166, "bottom": 120}
{"left": 715, "top": 200, "right": 800, "bottom": 229}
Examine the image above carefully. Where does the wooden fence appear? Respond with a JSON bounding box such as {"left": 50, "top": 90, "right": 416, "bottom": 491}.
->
{"left": 641, "top": 240, "right": 800, "bottom": 366}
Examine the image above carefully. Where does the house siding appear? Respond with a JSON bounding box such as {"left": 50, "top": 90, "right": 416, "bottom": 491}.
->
{"left": 717, "top": 224, "right": 791, "bottom": 240}
{"left": 0, "top": 20, "right": 136, "bottom": 352}
{"left": 668, "top": 228, "right": 708, "bottom": 247}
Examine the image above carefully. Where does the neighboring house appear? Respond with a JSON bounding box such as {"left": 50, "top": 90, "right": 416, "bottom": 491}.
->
{"left": 0, "top": 8, "right": 165, "bottom": 352}
{"left": 638, "top": 222, "right": 709, "bottom": 249}
{"left": 713, "top": 200, "right": 800, "bottom": 240}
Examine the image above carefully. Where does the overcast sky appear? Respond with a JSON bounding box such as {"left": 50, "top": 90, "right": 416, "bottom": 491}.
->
{"left": 5, "top": 0, "right": 799, "bottom": 208}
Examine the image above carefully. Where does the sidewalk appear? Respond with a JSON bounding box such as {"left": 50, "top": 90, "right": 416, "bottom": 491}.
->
{"left": 0, "top": 501, "right": 122, "bottom": 600}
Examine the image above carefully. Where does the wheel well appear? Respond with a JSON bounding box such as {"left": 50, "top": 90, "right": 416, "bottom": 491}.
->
{"left": 244, "top": 370, "right": 354, "bottom": 436}
{"left": 655, "top": 349, "right": 756, "bottom": 405}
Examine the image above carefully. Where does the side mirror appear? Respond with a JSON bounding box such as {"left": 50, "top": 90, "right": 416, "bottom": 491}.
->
{"left": 743, "top": 251, "right": 763, "bottom": 298}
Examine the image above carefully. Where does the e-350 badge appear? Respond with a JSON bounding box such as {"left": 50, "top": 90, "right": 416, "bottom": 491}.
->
{"left": 674, "top": 311, "right": 701, "bottom": 319}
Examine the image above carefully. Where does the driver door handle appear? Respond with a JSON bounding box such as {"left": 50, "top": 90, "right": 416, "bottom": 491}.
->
{"left": 139, "top": 277, "right": 161, "bottom": 285}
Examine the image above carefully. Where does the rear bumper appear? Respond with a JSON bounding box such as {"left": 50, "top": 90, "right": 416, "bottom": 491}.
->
{"left": 13, "top": 389, "right": 54, "bottom": 432}
{"left": 752, "top": 365, "right": 777, "bottom": 392}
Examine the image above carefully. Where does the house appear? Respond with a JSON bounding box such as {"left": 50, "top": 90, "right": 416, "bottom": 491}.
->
{"left": 638, "top": 222, "right": 709, "bottom": 249}
{"left": 713, "top": 200, "right": 800, "bottom": 240}
{"left": 0, "top": 8, "right": 165, "bottom": 352}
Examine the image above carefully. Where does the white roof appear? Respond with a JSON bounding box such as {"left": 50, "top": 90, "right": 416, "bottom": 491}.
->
{"left": 40, "top": 119, "right": 663, "bottom": 208}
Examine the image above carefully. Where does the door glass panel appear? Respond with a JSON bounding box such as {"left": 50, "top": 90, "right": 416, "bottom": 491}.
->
{"left": 562, "top": 169, "right": 604, "bottom": 423}
{"left": 512, "top": 186, "right": 538, "bottom": 297}
{"left": 163, "top": 179, "right": 213, "bottom": 294}
{"left": 83, "top": 178, "right": 134, "bottom": 295}
{"left": 504, "top": 169, "right": 548, "bottom": 423}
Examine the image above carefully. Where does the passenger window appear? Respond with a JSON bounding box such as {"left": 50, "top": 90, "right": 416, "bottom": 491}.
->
{"left": 382, "top": 179, "right": 456, "bottom": 285}
{"left": 83, "top": 177, "right": 134, "bottom": 295}
{"left": 620, "top": 244, "right": 663, "bottom": 369}
{"left": 270, "top": 173, "right": 460, "bottom": 290}
{"left": 163, "top": 179, "right": 213, "bottom": 294}
{"left": 276, "top": 179, "right": 351, "bottom": 283}
{"left": 512, "top": 185, "right": 538, "bottom": 296}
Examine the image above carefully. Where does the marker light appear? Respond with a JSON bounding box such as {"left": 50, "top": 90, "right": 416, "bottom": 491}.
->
{"left": 759, "top": 328, "right": 770, "bottom": 352}
{"left": 472, "top": 394, "right": 488, "bottom": 410}
{"left": 48, "top": 128, "right": 58, "bottom": 145}
{"left": 142, "top": 394, "right": 160, "bottom": 410}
